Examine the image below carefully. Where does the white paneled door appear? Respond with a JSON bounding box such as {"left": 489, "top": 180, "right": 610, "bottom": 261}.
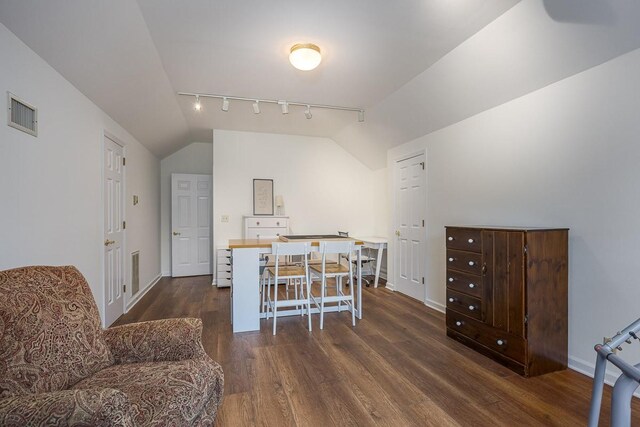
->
{"left": 394, "top": 153, "right": 426, "bottom": 301}
{"left": 171, "top": 173, "right": 212, "bottom": 277}
{"left": 104, "top": 136, "right": 125, "bottom": 326}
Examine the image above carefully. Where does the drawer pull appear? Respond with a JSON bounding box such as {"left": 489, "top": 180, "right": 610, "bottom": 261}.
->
{"left": 448, "top": 257, "right": 454, "bottom": 262}
{"left": 496, "top": 339, "right": 505, "bottom": 346}
{"left": 448, "top": 297, "right": 456, "bottom": 303}
{"left": 468, "top": 283, "right": 475, "bottom": 289}
{"left": 468, "top": 305, "right": 476, "bottom": 311}
{"left": 468, "top": 261, "right": 475, "bottom": 266}
{"left": 448, "top": 236, "right": 454, "bottom": 241}
{"left": 448, "top": 277, "right": 454, "bottom": 282}
{"left": 468, "top": 238, "right": 474, "bottom": 243}
{"left": 455, "top": 321, "right": 463, "bottom": 327}
{"left": 256, "top": 222, "right": 260, "bottom": 225}
{"left": 277, "top": 222, "right": 280, "bottom": 226}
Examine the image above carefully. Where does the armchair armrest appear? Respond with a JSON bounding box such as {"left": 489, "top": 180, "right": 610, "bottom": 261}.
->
{"left": 0, "top": 388, "right": 134, "bottom": 426}
{"left": 103, "top": 317, "right": 208, "bottom": 364}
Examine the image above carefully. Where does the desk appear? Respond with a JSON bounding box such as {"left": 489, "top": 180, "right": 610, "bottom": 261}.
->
{"left": 354, "top": 236, "right": 388, "bottom": 288}
{"left": 228, "top": 237, "right": 364, "bottom": 333}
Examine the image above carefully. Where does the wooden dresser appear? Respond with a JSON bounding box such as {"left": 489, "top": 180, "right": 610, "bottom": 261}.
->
{"left": 445, "top": 226, "right": 569, "bottom": 377}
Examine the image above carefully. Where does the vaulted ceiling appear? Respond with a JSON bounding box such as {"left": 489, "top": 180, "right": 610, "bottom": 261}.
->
{"left": 2, "top": 1, "right": 640, "bottom": 170}
{"left": 0, "top": 0, "right": 518, "bottom": 162}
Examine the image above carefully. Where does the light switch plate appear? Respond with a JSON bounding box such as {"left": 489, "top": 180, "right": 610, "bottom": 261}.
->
{"left": 221, "top": 215, "right": 229, "bottom": 223}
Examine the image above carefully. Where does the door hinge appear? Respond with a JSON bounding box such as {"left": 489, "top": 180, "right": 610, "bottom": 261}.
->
{"left": 420, "top": 161, "right": 425, "bottom": 170}
{"left": 122, "top": 221, "right": 126, "bottom": 229}
{"left": 422, "top": 277, "right": 425, "bottom": 284}
{"left": 122, "top": 157, "right": 126, "bottom": 166}
{"left": 123, "top": 284, "right": 126, "bottom": 293}
{"left": 422, "top": 219, "right": 425, "bottom": 227}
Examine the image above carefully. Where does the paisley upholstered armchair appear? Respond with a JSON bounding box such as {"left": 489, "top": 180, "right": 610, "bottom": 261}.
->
{"left": 0, "top": 266, "right": 224, "bottom": 426}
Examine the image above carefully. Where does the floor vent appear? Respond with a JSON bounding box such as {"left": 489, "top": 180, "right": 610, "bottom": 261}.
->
{"left": 7, "top": 92, "right": 37, "bottom": 136}
{"left": 131, "top": 251, "right": 140, "bottom": 295}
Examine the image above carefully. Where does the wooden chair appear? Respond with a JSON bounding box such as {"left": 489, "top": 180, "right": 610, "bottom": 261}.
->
{"left": 309, "top": 240, "right": 356, "bottom": 329}
{"left": 265, "top": 242, "right": 312, "bottom": 335}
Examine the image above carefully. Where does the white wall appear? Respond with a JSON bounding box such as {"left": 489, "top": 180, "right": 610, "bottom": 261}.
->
{"left": 387, "top": 46, "right": 640, "bottom": 382}
{"left": 213, "top": 130, "right": 376, "bottom": 274}
{"left": 160, "top": 142, "right": 213, "bottom": 275}
{"left": 0, "top": 23, "right": 161, "bottom": 326}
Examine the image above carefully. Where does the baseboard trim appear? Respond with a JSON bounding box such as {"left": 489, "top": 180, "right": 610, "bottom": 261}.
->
{"left": 161, "top": 270, "right": 171, "bottom": 277}
{"left": 424, "top": 298, "right": 446, "bottom": 313}
{"left": 126, "top": 273, "right": 161, "bottom": 312}
{"left": 568, "top": 355, "right": 640, "bottom": 398}
{"left": 385, "top": 282, "right": 396, "bottom": 291}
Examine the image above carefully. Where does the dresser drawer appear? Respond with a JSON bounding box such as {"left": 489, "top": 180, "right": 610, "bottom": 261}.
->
{"left": 246, "top": 217, "right": 288, "bottom": 228}
{"left": 446, "top": 228, "right": 482, "bottom": 253}
{"left": 447, "top": 312, "right": 526, "bottom": 364}
{"left": 446, "top": 289, "right": 482, "bottom": 321}
{"left": 246, "top": 227, "right": 287, "bottom": 239}
{"left": 446, "top": 249, "right": 482, "bottom": 275}
{"left": 446, "top": 269, "right": 482, "bottom": 299}
{"left": 216, "top": 277, "right": 231, "bottom": 288}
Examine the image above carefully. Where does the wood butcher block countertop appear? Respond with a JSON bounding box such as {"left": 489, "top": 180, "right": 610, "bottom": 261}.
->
{"left": 228, "top": 236, "right": 364, "bottom": 249}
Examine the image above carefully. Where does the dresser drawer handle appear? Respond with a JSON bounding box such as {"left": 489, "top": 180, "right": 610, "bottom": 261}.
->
{"left": 448, "top": 257, "right": 454, "bottom": 262}
{"left": 448, "top": 236, "right": 454, "bottom": 241}
{"left": 455, "top": 321, "right": 463, "bottom": 327}
{"left": 448, "top": 277, "right": 454, "bottom": 282}
{"left": 468, "top": 261, "right": 475, "bottom": 266}
{"left": 256, "top": 221, "right": 260, "bottom": 226}
{"left": 496, "top": 339, "right": 505, "bottom": 346}
{"left": 468, "top": 283, "right": 475, "bottom": 289}
{"left": 468, "top": 238, "right": 474, "bottom": 243}
{"left": 277, "top": 222, "right": 280, "bottom": 226}
{"left": 448, "top": 297, "right": 456, "bottom": 303}
{"left": 468, "top": 305, "right": 476, "bottom": 311}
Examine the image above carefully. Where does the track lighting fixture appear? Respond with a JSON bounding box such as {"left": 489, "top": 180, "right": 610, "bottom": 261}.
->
{"left": 178, "top": 92, "right": 364, "bottom": 122}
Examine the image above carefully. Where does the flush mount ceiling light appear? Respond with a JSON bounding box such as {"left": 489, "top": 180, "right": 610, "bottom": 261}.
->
{"left": 289, "top": 43, "right": 322, "bottom": 71}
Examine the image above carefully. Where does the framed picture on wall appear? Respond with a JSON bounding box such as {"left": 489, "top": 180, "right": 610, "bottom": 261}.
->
{"left": 253, "top": 179, "right": 274, "bottom": 215}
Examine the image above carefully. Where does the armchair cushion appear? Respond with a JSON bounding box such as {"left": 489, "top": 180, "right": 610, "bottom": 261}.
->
{"left": 103, "top": 318, "right": 208, "bottom": 364}
{"left": 72, "top": 358, "right": 224, "bottom": 426}
{"left": 0, "top": 388, "right": 134, "bottom": 426}
{"left": 0, "top": 266, "right": 113, "bottom": 397}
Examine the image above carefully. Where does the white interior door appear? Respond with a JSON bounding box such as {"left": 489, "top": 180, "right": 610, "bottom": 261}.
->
{"left": 171, "top": 173, "right": 212, "bottom": 277}
{"left": 104, "top": 136, "right": 125, "bottom": 326}
{"left": 393, "top": 153, "right": 426, "bottom": 301}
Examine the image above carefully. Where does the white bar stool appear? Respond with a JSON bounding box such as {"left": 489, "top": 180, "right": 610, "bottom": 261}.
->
{"left": 309, "top": 240, "right": 356, "bottom": 330}
{"left": 265, "top": 242, "right": 312, "bottom": 335}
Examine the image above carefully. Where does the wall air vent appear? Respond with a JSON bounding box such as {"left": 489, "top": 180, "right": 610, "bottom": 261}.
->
{"left": 131, "top": 251, "right": 140, "bottom": 296}
{"left": 7, "top": 92, "right": 37, "bottom": 137}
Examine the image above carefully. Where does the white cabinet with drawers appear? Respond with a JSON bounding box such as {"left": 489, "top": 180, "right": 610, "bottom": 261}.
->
{"left": 243, "top": 216, "right": 289, "bottom": 239}
{"left": 216, "top": 248, "right": 232, "bottom": 288}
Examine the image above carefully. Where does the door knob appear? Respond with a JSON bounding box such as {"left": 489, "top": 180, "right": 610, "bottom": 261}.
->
{"left": 104, "top": 239, "right": 115, "bottom": 246}
{"left": 173, "top": 231, "right": 181, "bottom": 236}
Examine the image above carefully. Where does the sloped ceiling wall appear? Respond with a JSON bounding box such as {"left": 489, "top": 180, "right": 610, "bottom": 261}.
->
{"left": 335, "top": 0, "right": 640, "bottom": 169}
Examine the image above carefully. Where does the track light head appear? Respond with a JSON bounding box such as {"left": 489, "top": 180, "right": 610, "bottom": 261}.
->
{"left": 358, "top": 110, "right": 365, "bottom": 122}
{"left": 279, "top": 100, "right": 289, "bottom": 114}
{"left": 194, "top": 95, "right": 201, "bottom": 111}
{"left": 304, "top": 105, "right": 312, "bottom": 119}
{"left": 221, "top": 97, "right": 229, "bottom": 112}
{"left": 252, "top": 100, "right": 260, "bottom": 114}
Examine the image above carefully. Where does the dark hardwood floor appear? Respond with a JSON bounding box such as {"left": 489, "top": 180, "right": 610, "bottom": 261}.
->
{"left": 114, "top": 276, "right": 640, "bottom": 426}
